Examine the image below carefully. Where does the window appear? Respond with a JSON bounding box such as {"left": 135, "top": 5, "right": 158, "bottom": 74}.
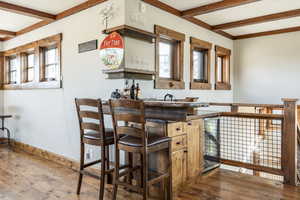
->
{"left": 159, "top": 41, "right": 173, "bottom": 78}
{"left": 1, "top": 33, "right": 62, "bottom": 90}
{"left": 215, "top": 45, "right": 231, "bottom": 90}
{"left": 155, "top": 25, "right": 185, "bottom": 89}
{"left": 190, "top": 37, "right": 212, "bottom": 90}
{"left": 43, "top": 46, "right": 59, "bottom": 81}
{"left": 8, "top": 56, "right": 18, "bottom": 84}
{"left": 21, "top": 52, "right": 35, "bottom": 83}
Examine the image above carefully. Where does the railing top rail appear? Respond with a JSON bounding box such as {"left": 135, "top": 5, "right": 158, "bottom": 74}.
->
{"left": 220, "top": 112, "right": 284, "bottom": 120}
{"left": 208, "top": 102, "right": 284, "bottom": 109}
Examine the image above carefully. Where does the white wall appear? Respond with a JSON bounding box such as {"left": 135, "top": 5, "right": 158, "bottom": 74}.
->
{"left": 2, "top": 0, "right": 126, "bottom": 160}
{"left": 124, "top": 0, "right": 234, "bottom": 102}
{"left": 234, "top": 31, "right": 300, "bottom": 104}
{"left": 1, "top": 0, "right": 234, "bottom": 161}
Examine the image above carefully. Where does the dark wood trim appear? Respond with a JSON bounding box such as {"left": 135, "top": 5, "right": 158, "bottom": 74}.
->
{"left": 5, "top": 0, "right": 108, "bottom": 41}
{"left": 234, "top": 26, "right": 300, "bottom": 40}
{"left": 190, "top": 37, "right": 212, "bottom": 90}
{"left": 0, "top": 1, "right": 56, "bottom": 20}
{"left": 0, "top": 29, "right": 16, "bottom": 37}
{"left": 55, "top": 0, "right": 107, "bottom": 20}
{"left": 154, "top": 25, "right": 185, "bottom": 90}
{"left": 103, "top": 25, "right": 156, "bottom": 43}
{"left": 181, "top": 0, "right": 261, "bottom": 17}
{"left": 215, "top": 45, "right": 231, "bottom": 90}
{"left": 142, "top": 0, "right": 181, "bottom": 16}
{"left": 214, "top": 9, "right": 300, "bottom": 30}
{"left": 2, "top": 33, "right": 62, "bottom": 90}
{"left": 142, "top": 0, "right": 234, "bottom": 40}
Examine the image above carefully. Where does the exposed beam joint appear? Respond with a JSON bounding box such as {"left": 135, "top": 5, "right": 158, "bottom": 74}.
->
{"left": 0, "top": 1, "right": 56, "bottom": 20}
{"left": 181, "top": 0, "right": 261, "bottom": 17}
{"left": 0, "top": 29, "right": 16, "bottom": 36}
{"left": 8, "top": 0, "right": 108, "bottom": 41}
{"left": 142, "top": 0, "right": 234, "bottom": 40}
{"left": 214, "top": 8, "right": 300, "bottom": 30}
{"left": 234, "top": 26, "right": 300, "bottom": 40}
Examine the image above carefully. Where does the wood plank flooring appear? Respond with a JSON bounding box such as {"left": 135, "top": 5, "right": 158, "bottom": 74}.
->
{"left": 0, "top": 146, "right": 299, "bottom": 200}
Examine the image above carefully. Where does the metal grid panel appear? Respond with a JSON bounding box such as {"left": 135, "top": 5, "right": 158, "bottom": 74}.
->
{"left": 204, "top": 116, "right": 283, "bottom": 180}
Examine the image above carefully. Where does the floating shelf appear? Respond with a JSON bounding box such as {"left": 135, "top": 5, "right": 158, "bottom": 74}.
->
{"left": 103, "top": 25, "right": 156, "bottom": 43}
{"left": 103, "top": 68, "right": 156, "bottom": 80}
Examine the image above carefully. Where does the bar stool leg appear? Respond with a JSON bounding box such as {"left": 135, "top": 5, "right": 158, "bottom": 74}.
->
{"left": 112, "top": 148, "right": 120, "bottom": 200}
{"left": 4, "top": 128, "right": 10, "bottom": 147}
{"left": 77, "top": 142, "right": 85, "bottom": 195}
{"left": 99, "top": 146, "right": 106, "bottom": 200}
{"left": 142, "top": 153, "right": 149, "bottom": 200}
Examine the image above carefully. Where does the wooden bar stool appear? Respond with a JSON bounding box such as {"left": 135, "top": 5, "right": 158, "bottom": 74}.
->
{"left": 75, "top": 98, "right": 114, "bottom": 200}
{"left": 109, "top": 99, "right": 173, "bottom": 200}
{"left": 0, "top": 115, "right": 12, "bottom": 146}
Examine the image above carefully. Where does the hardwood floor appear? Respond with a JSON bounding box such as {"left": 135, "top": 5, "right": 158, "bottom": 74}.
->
{"left": 0, "top": 146, "right": 299, "bottom": 200}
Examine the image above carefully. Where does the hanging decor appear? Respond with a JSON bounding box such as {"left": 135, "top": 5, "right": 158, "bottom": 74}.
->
{"left": 100, "top": 32, "right": 124, "bottom": 69}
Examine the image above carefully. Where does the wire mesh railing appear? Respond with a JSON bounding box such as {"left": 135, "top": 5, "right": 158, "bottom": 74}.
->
{"left": 204, "top": 112, "right": 285, "bottom": 180}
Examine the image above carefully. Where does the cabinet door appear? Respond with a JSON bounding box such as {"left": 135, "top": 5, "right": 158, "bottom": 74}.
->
{"left": 172, "top": 149, "right": 187, "bottom": 191}
{"left": 186, "top": 119, "right": 203, "bottom": 179}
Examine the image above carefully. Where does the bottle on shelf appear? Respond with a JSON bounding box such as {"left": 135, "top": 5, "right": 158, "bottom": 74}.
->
{"left": 123, "top": 79, "right": 130, "bottom": 98}
{"left": 135, "top": 83, "right": 140, "bottom": 100}
{"left": 130, "top": 80, "right": 135, "bottom": 100}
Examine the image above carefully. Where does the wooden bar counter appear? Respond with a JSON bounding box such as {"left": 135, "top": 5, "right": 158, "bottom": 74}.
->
{"left": 103, "top": 100, "right": 210, "bottom": 195}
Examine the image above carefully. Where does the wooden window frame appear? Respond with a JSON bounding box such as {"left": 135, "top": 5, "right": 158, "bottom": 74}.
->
{"left": 155, "top": 25, "right": 185, "bottom": 89}
{"left": 0, "top": 33, "right": 62, "bottom": 90}
{"left": 190, "top": 37, "right": 212, "bottom": 90}
{"left": 21, "top": 50, "right": 35, "bottom": 83}
{"left": 215, "top": 45, "right": 231, "bottom": 90}
{"left": 6, "top": 55, "right": 19, "bottom": 85}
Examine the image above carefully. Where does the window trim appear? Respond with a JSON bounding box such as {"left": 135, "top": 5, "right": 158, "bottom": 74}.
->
{"left": 215, "top": 45, "right": 231, "bottom": 90}
{"left": 155, "top": 25, "right": 185, "bottom": 89}
{"left": 0, "top": 33, "right": 62, "bottom": 90}
{"left": 190, "top": 37, "right": 212, "bottom": 90}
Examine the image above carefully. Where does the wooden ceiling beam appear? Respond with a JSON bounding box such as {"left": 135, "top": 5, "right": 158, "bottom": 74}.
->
{"left": 142, "top": 0, "right": 234, "bottom": 40}
{"left": 0, "top": 29, "right": 16, "bottom": 36}
{"left": 181, "top": 0, "right": 261, "bottom": 17}
{"left": 234, "top": 26, "right": 300, "bottom": 40}
{"left": 214, "top": 8, "right": 300, "bottom": 30}
{"left": 9, "top": 0, "right": 108, "bottom": 40}
{"left": 0, "top": 1, "right": 56, "bottom": 20}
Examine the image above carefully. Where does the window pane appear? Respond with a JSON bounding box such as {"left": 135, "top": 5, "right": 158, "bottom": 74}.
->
{"left": 27, "top": 54, "right": 35, "bottom": 67}
{"left": 45, "top": 64, "right": 57, "bottom": 79}
{"left": 193, "top": 50, "right": 207, "bottom": 82}
{"left": 10, "top": 71, "right": 17, "bottom": 83}
{"left": 45, "top": 48, "right": 57, "bottom": 65}
{"left": 159, "top": 42, "right": 172, "bottom": 78}
{"left": 28, "top": 68, "right": 34, "bottom": 82}
{"left": 217, "top": 56, "right": 223, "bottom": 82}
{"left": 10, "top": 57, "right": 17, "bottom": 71}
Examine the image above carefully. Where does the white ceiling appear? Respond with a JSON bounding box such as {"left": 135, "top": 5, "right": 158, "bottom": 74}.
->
{"left": 2, "top": 0, "right": 86, "bottom": 14}
{"left": 159, "top": 0, "right": 222, "bottom": 11}
{"left": 0, "top": 10, "right": 41, "bottom": 32}
{"left": 160, "top": 0, "right": 300, "bottom": 36}
{"left": 0, "top": 0, "right": 87, "bottom": 39}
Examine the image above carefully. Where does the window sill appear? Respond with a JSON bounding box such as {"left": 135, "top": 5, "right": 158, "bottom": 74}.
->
{"left": 215, "top": 82, "right": 231, "bottom": 90}
{"left": 190, "top": 82, "right": 211, "bottom": 90}
{"left": 2, "top": 80, "right": 62, "bottom": 90}
{"left": 155, "top": 79, "right": 185, "bottom": 89}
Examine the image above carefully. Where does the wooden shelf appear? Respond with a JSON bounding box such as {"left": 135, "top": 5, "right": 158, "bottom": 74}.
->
{"left": 103, "top": 68, "right": 156, "bottom": 80}
{"left": 103, "top": 25, "right": 156, "bottom": 43}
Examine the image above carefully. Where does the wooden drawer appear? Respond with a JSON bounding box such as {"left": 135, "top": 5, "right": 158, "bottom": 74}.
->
{"left": 171, "top": 135, "right": 187, "bottom": 152}
{"left": 167, "top": 122, "right": 184, "bottom": 137}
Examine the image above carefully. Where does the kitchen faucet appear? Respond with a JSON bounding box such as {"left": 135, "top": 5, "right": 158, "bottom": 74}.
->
{"left": 164, "top": 94, "right": 174, "bottom": 101}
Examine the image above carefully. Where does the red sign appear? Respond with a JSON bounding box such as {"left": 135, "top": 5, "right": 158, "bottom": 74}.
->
{"left": 100, "top": 32, "right": 124, "bottom": 69}
{"left": 100, "top": 32, "right": 124, "bottom": 49}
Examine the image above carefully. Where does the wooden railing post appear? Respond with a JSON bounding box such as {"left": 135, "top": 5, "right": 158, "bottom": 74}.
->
{"left": 282, "top": 98, "right": 298, "bottom": 185}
